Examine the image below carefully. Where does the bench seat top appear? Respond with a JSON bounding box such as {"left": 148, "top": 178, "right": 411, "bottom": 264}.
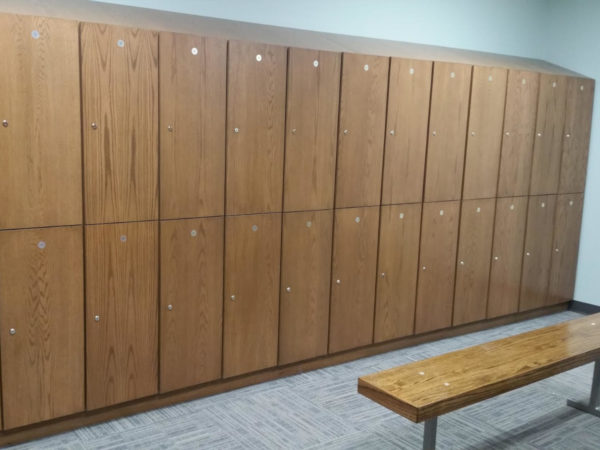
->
{"left": 358, "top": 313, "right": 600, "bottom": 422}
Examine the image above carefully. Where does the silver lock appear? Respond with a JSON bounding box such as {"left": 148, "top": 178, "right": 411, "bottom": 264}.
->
{"left": 343, "top": 129, "right": 349, "bottom": 135}
{"left": 2, "top": 120, "right": 7, "bottom": 128}
{"left": 234, "top": 127, "right": 240, "bottom": 133}
{"left": 471, "top": 131, "right": 476, "bottom": 136}
{"left": 230, "top": 295, "right": 236, "bottom": 301}
{"left": 566, "top": 133, "right": 571, "bottom": 138}
{"left": 336, "top": 279, "right": 341, "bottom": 285}
{"left": 167, "top": 304, "right": 173, "bottom": 311}
{"left": 494, "top": 256, "right": 499, "bottom": 261}
{"left": 422, "top": 266, "right": 427, "bottom": 270}
{"left": 286, "top": 286, "right": 291, "bottom": 293}
{"left": 460, "top": 260, "right": 465, "bottom": 265}
{"left": 555, "top": 248, "right": 559, "bottom": 253}
{"left": 432, "top": 131, "right": 437, "bottom": 136}
{"left": 94, "top": 315, "right": 100, "bottom": 322}
{"left": 381, "top": 272, "right": 385, "bottom": 277}
{"left": 91, "top": 122, "right": 97, "bottom": 130}
{"left": 389, "top": 130, "right": 395, "bottom": 136}
{"left": 505, "top": 131, "right": 510, "bottom": 136}
{"left": 537, "top": 132, "right": 542, "bottom": 137}
{"left": 9, "top": 328, "right": 16, "bottom": 335}
{"left": 291, "top": 128, "right": 297, "bottom": 134}
{"left": 167, "top": 125, "right": 173, "bottom": 132}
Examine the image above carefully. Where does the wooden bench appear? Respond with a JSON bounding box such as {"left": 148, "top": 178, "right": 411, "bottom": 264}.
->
{"left": 358, "top": 313, "right": 600, "bottom": 449}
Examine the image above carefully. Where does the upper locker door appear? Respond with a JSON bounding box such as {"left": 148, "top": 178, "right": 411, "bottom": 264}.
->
{"left": 559, "top": 78, "right": 595, "bottom": 194}
{"left": 335, "top": 54, "right": 389, "bottom": 208}
{"left": 0, "top": 14, "right": 81, "bottom": 230}
{"left": 160, "top": 33, "right": 226, "bottom": 219}
{"left": 424, "top": 62, "right": 472, "bottom": 202}
{"left": 279, "top": 210, "right": 333, "bottom": 365}
{"left": 462, "top": 67, "right": 508, "bottom": 199}
{"left": 160, "top": 218, "right": 223, "bottom": 393}
{"left": 374, "top": 204, "right": 421, "bottom": 342}
{"left": 519, "top": 195, "right": 556, "bottom": 311}
{"left": 0, "top": 227, "right": 84, "bottom": 429}
{"left": 548, "top": 194, "right": 584, "bottom": 304}
{"left": 284, "top": 48, "right": 340, "bottom": 211}
{"left": 226, "top": 41, "right": 286, "bottom": 215}
{"left": 81, "top": 23, "right": 158, "bottom": 224}
{"left": 381, "top": 59, "right": 432, "bottom": 205}
{"left": 86, "top": 222, "right": 158, "bottom": 409}
{"left": 414, "top": 201, "right": 460, "bottom": 333}
{"left": 453, "top": 198, "right": 495, "bottom": 325}
{"left": 529, "top": 75, "right": 568, "bottom": 195}
{"left": 329, "top": 207, "right": 379, "bottom": 353}
{"left": 497, "top": 71, "right": 540, "bottom": 197}
{"left": 223, "top": 213, "right": 281, "bottom": 377}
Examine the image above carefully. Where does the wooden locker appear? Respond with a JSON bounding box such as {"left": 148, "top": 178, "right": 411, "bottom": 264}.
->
{"left": 487, "top": 197, "right": 528, "bottom": 318}
{"left": 453, "top": 199, "right": 495, "bottom": 325}
{"left": 81, "top": 23, "right": 158, "bottom": 224}
{"left": 0, "top": 14, "right": 81, "bottom": 230}
{"left": 335, "top": 53, "right": 389, "bottom": 208}
{"left": 160, "top": 32, "right": 226, "bottom": 219}
{"left": 381, "top": 59, "right": 432, "bottom": 205}
{"left": 279, "top": 210, "right": 333, "bottom": 365}
{"left": 559, "top": 78, "right": 595, "bottom": 193}
{"left": 85, "top": 222, "right": 158, "bottom": 409}
{"left": 0, "top": 227, "right": 84, "bottom": 429}
{"left": 223, "top": 213, "right": 281, "bottom": 377}
{"left": 329, "top": 206, "right": 379, "bottom": 353}
{"left": 284, "top": 48, "right": 340, "bottom": 211}
{"left": 519, "top": 195, "right": 556, "bottom": 311}
{"left": 497, "top": 71, "right": 540, "bottom": 197}
{"left": 424, "top": 62, "right": 472, "bottom": 202}
{"left": 414, "top": 201, "right": 460, "bottom": 334}
{"left": 226, "top": 40, "right": 286, "bottom": 215}
{"left": 529, "top": 75, "right": 568, "bottom": 195}
{"left": 374, "top": 204, "right": 421, "bottom": 342}
{"left": 548, "top": 194, "right": 584, "bottom": 304}
{"left": 160, "top": 218, "right": 223, "bottom": 393}
{"left": 462, "top": 67, "right": 508, "bottom": 199}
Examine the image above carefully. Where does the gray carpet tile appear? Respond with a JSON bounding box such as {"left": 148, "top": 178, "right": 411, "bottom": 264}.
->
{"left": 12, "top": 310, "right": 600, "bottom": 449}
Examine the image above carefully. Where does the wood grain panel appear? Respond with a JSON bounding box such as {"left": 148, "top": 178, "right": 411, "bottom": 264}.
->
{"left": 487, "top": 196, "right": 528, "bottom": 318}
{"left": 453, "top": 198, "right": 495, "bottom": 325}
{"left": 374, "top": 204, "right": 421, "bottom": 342}
{"left": 226, "top": 40, "right": 286, "bottom": 215}
{"left": 497, "top": 70, "right": 540, "bottom": 197}
{"left": 284, "top": 48, "right": 340, "bottom": 211}
{"left": 548, "top": 194, "right": 584, "bottom": 305}
{"left": 529, "top": 75, "right": 567, "bottom": 195}
{"left": 335, "top": 53, "right": 389, "bottom": 208}
{"left": 0, "top": 227, "right": 84, "bottom": 429}
{"left": 329, "top": 206, "right": 379, "bottom": 353}
{"left": 414, "top": 201, "right": 460, "bottom": 333}
{"left": 381, "top": 59, "right": 432, "bottom": 204}
{"left": 559, "top": 78, "right": 595, "bottom": 193}
{"left": 81, "top": 23, "right": 158, "bottom": 223}
{"left": 519, "top": 195, "right": 556, "bottom": 311}
{"left": 424, "top": 62, "right": 472, "bottom": 202}
{"left": 159, "top": 32, "right": 226, "bottom": 219}
{"left": 462, "top": 66, "right": 507, "bottom": 199}
{"left": 223, "top": 213, "right": 281, "bottom": 377}
{"left": 160, "top": 218, "right": 223, "bottom": 393}
{"left": 85, "top": 222, "right": 158, "bottom": 409}
{"left": 0, "top": 14, "right": 81, "bottom": 229}
{"left": 279, "top": 210, "right": 333, "bottom": 365}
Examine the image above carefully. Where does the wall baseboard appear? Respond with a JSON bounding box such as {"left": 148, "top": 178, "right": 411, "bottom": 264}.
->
{"left": 568, "top": 300, "right": 600, "bottom": 314}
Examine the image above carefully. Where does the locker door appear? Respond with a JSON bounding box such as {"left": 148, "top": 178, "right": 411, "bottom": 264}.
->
{"left": 519, "top": 195, "right": 556, "bottom": 311}
{"left": 81, "top": 23, "right": 158, "bottom": 224}
{"left": 414, "top": 201, "right": 460, "bottom": 333}
{"left": 160, "top": 33, "right": 226, "bottom": 219}
{"left": 462, "top": 67, "right": 508, "bottom": 199}
{"left": 0, "top": 227, "right": 84, "bottom": 429}
{"left": 86, "top": 222, "right": 158, "bottom": 409}
{"left": 329, "top": 207, "right": 379, "bottom": 353}
{"left": 279, "top": 210, "right": 333, "bottom": 365}
{"left": 529, "top": 75, "right": 568, "bottom": 195}
{"left": 160, "top": 218, "right": 223, "bottom": 393}
{"left": 487, "top": 197, "right": 528, "bottom": 318}
{"left": 559, "top": 78, "right": 595, "bottom": 193}
{"left": 548, "top": 194, "right": 584, "bottom": 304}
{"left": 223, "top": 213, "right": 281, "bottom": 377}
{"left": 284, "top": 48, "right": 340, "bottom": 211}
{"left": 335, "top": 53, "right": 389, "bottom": 208}
{"left": 374, "top": 204, "right": 421, "bottom": 342}
{"left": 453, "top": 199, "right": 495, "bottom": 325}
{"left": 0, "top": 15, "right": 81, "bottom": 230}
{"left": 424, "top": 62, "right": 472, "bottom": 202}
{"left": 226, "top": 41, "right": 286, "bottom": 215}
{"left": 381, "top": 59, "right": 432, "bottom": 205}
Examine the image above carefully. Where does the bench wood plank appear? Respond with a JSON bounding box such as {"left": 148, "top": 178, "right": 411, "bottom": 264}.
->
{"left": 358, "top": 313, "right": 600, "bottom": 422}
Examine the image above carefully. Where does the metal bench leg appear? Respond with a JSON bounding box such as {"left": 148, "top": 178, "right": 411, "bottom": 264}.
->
{"left": 423, "top": 417, "right": 438, "bottom": 450}
{"left": 567, "top": 360, "right": 600, "bottom": 417}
